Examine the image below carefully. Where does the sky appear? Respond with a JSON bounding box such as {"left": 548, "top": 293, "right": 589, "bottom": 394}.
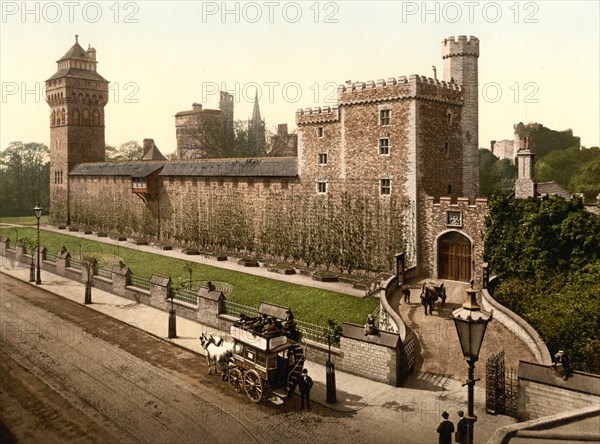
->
{"left": 1, "top": 1, "right": 599, "bottom": 155}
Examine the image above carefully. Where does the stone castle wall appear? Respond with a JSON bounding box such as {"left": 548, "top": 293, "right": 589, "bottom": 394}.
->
{"left": 419, "top": 193, "right": 488, "bottom": 285}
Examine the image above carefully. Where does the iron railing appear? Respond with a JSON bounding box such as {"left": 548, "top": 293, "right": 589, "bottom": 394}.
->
{"left": 173, "top": 287, "right": 197, "bottom": 305}
{"left": 129, "top": 275, "right": 151, "bottom": 291}
{"left": 69, "top": 257, "right": 82, "bottom": 270}
{"left": 96, "top": 267, "right": 112, "bottom": 280}
{"left": 223, "top": 300, "right": 259, "bottom": 319}
{"left": 45, "top": 251, "right": 58, "bottom": 262}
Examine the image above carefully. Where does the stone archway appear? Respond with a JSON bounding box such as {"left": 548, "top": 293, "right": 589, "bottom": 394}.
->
{"left": 437, "top": 231, "right": 471, "bottom": 282}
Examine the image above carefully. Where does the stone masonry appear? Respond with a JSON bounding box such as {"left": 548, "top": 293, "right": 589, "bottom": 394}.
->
{"left": 50, "top": 36, "right": 486, "bottom": 282}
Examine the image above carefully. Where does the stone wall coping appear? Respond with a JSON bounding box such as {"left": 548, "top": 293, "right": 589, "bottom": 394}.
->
{"left": 92, "top": 275, "right": 112, "bottom": 284}
{"left": 259, "top": 301, "right": 291, "bottom": 320}
{"left": 487, "top": 405, "right": 600, "bottom": 444}
{"left": 342, "top": 323, "right": 399, "bottom": 349}
{"left": 380, "top": 274, "right": 407, "bottom": 340}
{"left": 198, "top": 288, "right": 223, "bottom": 302}
{"left": 0, "top": 237, "right": 9, "bottom": 243}
{"left": 481, "top": 288, "right": 552, "bottom": 365}
{"left": 59, "top": 251, "right": 71, "bottom": 259}
{"left": 125, "top": 285, "right": 150, "bottom": 296}
{"left": 112, "top": 265, "right": 131, "bottom": 276}
{"left": 150, "top": 274, "right": 170, "bottom": 287}
{"left": 518, "top": 360, "right": 600, "bottom": 396}
{"left": 172, "top": 298, "right": 197, "bottom": 310}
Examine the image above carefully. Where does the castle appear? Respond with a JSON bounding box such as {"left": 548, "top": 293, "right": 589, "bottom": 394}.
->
{"left": 46, "top": 36, "right": 487, "bottom": 284}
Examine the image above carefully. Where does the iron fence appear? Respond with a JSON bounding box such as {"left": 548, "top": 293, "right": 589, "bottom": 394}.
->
{"left": 223, "top": 300, "right": 259, "bottom": 319}
{"left": 129, "top": 275, "right": 151, "bottom": 291}
{"left": 297, "top": 319, "right": 332, "bottom": 346}
{"left": 96, "top": 267, "right": 112, "bottom": 280}
{"left": 69, "top": 257, "right": 82, "bottom": 270}
{"left": 45, "top": 251, "right": 58, "bottom": 262}
{"left": 173, "top": 287, "right": 197, "bottom": 305}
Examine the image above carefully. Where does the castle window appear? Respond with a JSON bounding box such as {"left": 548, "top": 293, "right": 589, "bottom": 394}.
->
{"left": 61, "top": 108, "right": 65, "bottom": 125}
{"left": 380, "top": 178, "right": 391, "bottom": 195}
{"left": 379, "top": 138, "right": 390, "bottom": 155}
{"left": 92, "top": 109, "right": 100, "bottom": 126}
{"left": 444, "top": 142, "right": 449, "bottom": 158}
{"left": 318, "top": 127, "right": 324, "bottom": 138}
{"left": 82, "top": 109, "right": 90, "bottom": 125}
{"left": 317, "top": 181, "right": 327, "bottom": 194}
{"left": 318, "top": 153, "right": 328, "bottom": 165}
{"left": 447, "top": 112, "right": 452, "bottom": 125}
{"left": 72, "top": 108, "right": 80, "bottom": 125}
{"left": 51, "top": 110, "right": 56, "bottom": 126}
{"left": 379, "top": 109, "right": 391, "bottom": 126}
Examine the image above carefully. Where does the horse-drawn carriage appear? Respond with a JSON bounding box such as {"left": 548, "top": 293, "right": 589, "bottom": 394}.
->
{"left": 200, "top": 303, "right": 305, "bottom": 404}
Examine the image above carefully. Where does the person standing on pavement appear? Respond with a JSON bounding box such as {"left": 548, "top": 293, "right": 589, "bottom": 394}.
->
{"left": 456, "top": 410, "right": 467, "bottom": 444}
{"left": 298, "top": 368, "right": 313, "bottom": 410}
{"left": 436, "top": 411, "right": 455, "bottom": 444}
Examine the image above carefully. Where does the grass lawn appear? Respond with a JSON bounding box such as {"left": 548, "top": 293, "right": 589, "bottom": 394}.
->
{"left": 0, "top": 226, "right": 379, "bottom": 326}
{"left": 0, "top": 215, "right": 50, "bottom": 225}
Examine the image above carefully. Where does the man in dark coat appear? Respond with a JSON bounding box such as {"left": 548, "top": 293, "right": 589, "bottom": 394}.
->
{"left": 298, "top": 368, "right": 313, "bottom": 410}
{"left": 436, "top": 411, "right": 455, "bottom": 444}
{"left": 456, "top": 410, "right": 467, "bottom": 444}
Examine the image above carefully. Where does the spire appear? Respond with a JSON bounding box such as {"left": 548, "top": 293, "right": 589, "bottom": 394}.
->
{"left": 75, "top": 34, "right": 78, "bottom": 43}
{"left": 251, "top": 90, "right": 261, "bottom": 122}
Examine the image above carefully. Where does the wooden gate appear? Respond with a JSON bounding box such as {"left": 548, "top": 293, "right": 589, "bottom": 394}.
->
{"left": 486, "top": 350, "right": 519, "bottom": 417}
{"left": 438, "top": 231, "right": 471, "bottom": 282}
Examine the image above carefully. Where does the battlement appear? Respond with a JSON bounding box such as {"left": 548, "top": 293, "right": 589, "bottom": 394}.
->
{"left": 336, "top": 74, "right": 462, "bottom": 94}
{"left": 442, "top": 35, "right": 479, "bottom": 58}
{"left": 295, "top": 105, "right": 340, "bottom": 124}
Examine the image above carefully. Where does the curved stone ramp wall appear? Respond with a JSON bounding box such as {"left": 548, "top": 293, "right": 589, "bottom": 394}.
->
{"left": 377, "top": 274, "right": 408, "bottom": 340}
{"left": 481, "top": 283, "right": 552, "bottom": 365}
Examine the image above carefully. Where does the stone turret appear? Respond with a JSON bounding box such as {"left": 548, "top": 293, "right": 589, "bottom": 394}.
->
{"left": 443, "top": 35, "right": 479, "bottom": 201}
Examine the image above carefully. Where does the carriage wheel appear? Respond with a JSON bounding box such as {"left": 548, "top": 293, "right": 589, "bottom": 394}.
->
{"left": 243, "top": 369, "right": 263, "bottom": 403}
{"left": 228, "top": 368, "right": 243, "bottom": 393}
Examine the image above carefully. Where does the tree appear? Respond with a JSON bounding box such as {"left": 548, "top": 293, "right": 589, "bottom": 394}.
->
{"left": 479, "top": 148, "right": 517, "bottom": 197}
{"left": 485, "top": 192, "right": 600, "bottom": 373}
{"left": 568, "top": 155, "right": 600, "bottom": 202}
{"left": 0, "top": 141, "right": 50, "bottom": 216}
{"left": 105, "top": 140, "right": 143, "bottom": 162}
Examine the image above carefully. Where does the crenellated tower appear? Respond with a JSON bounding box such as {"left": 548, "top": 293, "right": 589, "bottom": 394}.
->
{"left": 443, "top": 35, "right": 479, "bottom": 200}
{"left": 46, "top": 36, "right": 109, "bottom": 223}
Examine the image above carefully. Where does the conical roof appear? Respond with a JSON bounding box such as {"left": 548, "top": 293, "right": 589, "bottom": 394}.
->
{"left": 57, "top": 36, "right": 89, "bottom": 62}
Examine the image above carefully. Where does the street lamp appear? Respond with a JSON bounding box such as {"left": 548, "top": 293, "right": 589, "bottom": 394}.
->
{"left": 168, "top": 289, "right": 177, "bottom": 339}
{"left": 452, "top": 287, "right": 492, "bottom": 444}
{"left": 33, "top": 204, "right": 43, "bottom": 285}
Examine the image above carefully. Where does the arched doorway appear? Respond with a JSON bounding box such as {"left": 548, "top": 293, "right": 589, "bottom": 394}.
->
{"left": 438, "top": 231, "right": 471, "bottom": 282}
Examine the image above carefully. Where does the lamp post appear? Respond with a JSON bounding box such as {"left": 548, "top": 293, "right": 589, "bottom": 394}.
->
{"left": 452, "top": 287, "right": 492, "bottom": 444}
{"left": 168, "top": 289, "right": 177, "bottom": 339}
{"left": 33, "top": 204, "right": 43, "bottom": 285}
{"left": 325, "top": 319, "right": 338, "bottom": 404}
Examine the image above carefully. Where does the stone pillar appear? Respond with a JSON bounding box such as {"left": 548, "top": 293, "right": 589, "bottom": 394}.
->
{"left": 15, "top": 243, "right": 27, "bottom": 263}
{"left": 0, "top": 237, "right": 9, "bottom": 256}
{"left": 150, "top": 275, "right": 171, "bottom": 310}
{"left": 111, "top": 264, "right": 131, "bottom": 296}
{"left": 56, "top": 250, "right": 71, "bottom": 276}
{"left": 197, "top": 288, "right": 224, "bottom": 326}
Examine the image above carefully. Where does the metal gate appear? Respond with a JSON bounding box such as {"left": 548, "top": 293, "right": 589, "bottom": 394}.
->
{"left": 486, "top": 350, "right": 518, "bottom": 417}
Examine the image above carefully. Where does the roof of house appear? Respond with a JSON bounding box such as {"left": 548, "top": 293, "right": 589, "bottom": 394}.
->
{"left": 536, "top": 181, "right": 571, "bottom": 200}
{"left": 69, "top": 158, "right": 298, "bottom": 178}
{"left": 46, "top": 68, "right": 108, "bottom": 82}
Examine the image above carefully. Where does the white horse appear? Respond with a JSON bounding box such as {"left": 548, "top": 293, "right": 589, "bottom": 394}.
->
{"left": 199, "top": 333, "right": 233, "bottom": 375}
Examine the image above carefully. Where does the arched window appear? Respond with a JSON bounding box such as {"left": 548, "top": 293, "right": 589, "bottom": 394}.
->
{"left": 85, "top": 94, "right": 90, "bottom": 103}
{"left": 98, "top": 95, "right": 103, "bottom": 104}
{"left": 71, "top": 92, "right": 76, "bottom": 102}
{"left": 61, "top": 108, "right": 66, "bottom": 125}
{"left": 92, "top": 109, "right": 100, "bottom": 126}
{"left": 78, "top": 93, "right": 83, "bottom": 103}
{"left": 73, "top": 108, "right": 80, "bottom": 125}
{"left": 82, "top": 108, "right": 90, "bottom": 125}
{"left": 92, "top": 94, "right": 97, "bottom": 103}
{"left": 51, "top": 110, "right": 55, "bottom": 126}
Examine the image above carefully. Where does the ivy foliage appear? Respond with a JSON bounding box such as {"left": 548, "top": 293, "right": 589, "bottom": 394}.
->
{"left": 485, "top": 192, "right": 600, "bottom": 372}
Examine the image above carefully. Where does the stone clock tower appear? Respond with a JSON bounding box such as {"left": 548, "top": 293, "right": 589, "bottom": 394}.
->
{"left": 46, "top": 36, "right": 109, "bottom": 224}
